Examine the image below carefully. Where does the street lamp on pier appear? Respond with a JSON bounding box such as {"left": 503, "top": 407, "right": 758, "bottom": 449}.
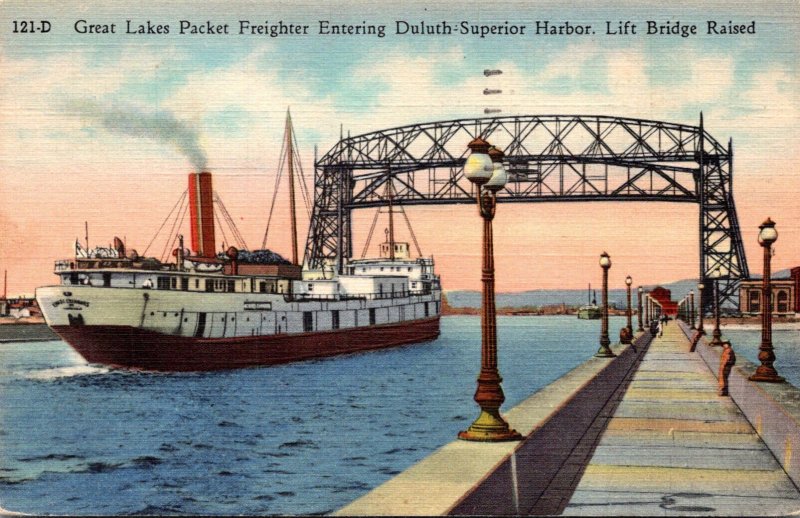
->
{"left": 622, "top": 275, "right": 633, "bottom": 344}
{"left": 710, "top": 268, "right": 723, "bottom": 346}
{"left": 637, "top": 286, "right": 644, "bottom": 332}
{"left": 458, "top": 138, "right": 522, "bottom": 442}
{"left": 596, "top": 252, "right": 615, "bottom": 358}
{"left": 697, "top": 283, "right": 705, "bottom": 334}
{"left": 749, "top": 218, "right": 784, "bottom": 383}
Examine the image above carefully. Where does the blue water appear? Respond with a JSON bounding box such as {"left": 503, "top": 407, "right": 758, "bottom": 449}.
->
{"left": 721, "top": 326, "right": 800, "bottom": 387}
{"left": 0, "top": 315, "right": 624, "bottom": 515}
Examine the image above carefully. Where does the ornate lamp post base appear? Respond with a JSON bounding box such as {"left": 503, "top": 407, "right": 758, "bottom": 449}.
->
{"left": 596, "top": 341, "right": 616, "bottom": 358}
{"left": 749, "top": 368, "right": 784, "bottom": 383}
{"left": 459, "top": 410, "right": 522, "bottom": 441}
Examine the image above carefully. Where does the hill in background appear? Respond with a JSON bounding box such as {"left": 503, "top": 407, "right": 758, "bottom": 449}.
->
{"left": 445, "top": 269, "right": 793, "bottom": 309}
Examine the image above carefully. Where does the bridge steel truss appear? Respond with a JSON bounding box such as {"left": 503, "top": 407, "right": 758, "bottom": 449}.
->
{"left": 305, "top": 115, "right": 749, "bottom": 311}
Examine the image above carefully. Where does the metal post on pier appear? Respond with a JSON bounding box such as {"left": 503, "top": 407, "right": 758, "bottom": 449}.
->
{"left": 749, "top": 218, "right": 784, "bottom": 383}
{"left": 637, "top": 286, "right": 644, "bottom": 332}
{"left": 596, "top": 252, "right": 615, "bottom": 358}
{"left": 458, "top": 138, "right": 521, "bottom": 442}
{"left": 710, "top": 268, "right": 724, "bottom": 346}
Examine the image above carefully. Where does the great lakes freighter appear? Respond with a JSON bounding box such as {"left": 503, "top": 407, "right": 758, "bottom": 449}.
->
{"left": 36, "top": 116, "right": 441, "bottom": 371}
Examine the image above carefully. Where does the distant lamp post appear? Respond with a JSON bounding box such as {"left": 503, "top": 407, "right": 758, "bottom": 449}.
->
{"left": 750, "top": 218, "right": 784, "bottom": 383}
{"left": 458, "top": 138, "right": 521, "bottom": 442}
{"left": 697, "top": 283, "right": 705, "bottom": 334}
{"left": 596, "top": 252, "right": 616, "bottom": 357}
{"left": 710, "top": 268, "right": 723, "bottom": 346}
{"left": 637, "top": 286, "right": 644, "bottom": 332}
{"left": 621, "top": 275, "right": 633, "bottom": 344}
{"left": 689, "top": 290, "right": 695, "bottom": 328}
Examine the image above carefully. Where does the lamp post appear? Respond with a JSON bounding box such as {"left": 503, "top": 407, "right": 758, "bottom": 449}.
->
{"left": 689, "top": 290, "right": 695, "bottom": 328}
{"left": 596, "top": 252, "right": 615, "bottom": 357}
{"left": 637, "top": 286, "right": 644, "bottom": 332}
{"left": 621, "top": 275, "right": 633, "bottom": 344}
{"left": 749, "top": 218, "right": 784, "bottom": 383}
{"left": 697, "top": 283, "right": 705, "bottom": 334}
{"left": 710, "top": 268, "right": 723, "bottom": 346}
{"left": 458, "top": 138, "right": 521, "bottom": 442}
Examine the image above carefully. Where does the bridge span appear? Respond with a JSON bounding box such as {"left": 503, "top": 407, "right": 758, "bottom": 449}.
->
{"left": 305, "top": 114, "right": 749, "bottom": 310}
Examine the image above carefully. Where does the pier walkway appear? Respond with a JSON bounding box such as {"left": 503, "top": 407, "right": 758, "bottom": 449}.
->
{"left": 562, "top": 323, "right": 800, "bottom": 515}
{"left": 338, "top": 323, "right": 800, "bottom": 516}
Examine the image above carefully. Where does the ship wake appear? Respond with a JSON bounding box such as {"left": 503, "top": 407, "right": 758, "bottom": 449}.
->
{"left": 24, "top": 365, "right": 110, "bottom": 380}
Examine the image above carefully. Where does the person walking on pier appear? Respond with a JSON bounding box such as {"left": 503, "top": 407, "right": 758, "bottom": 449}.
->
{"left": 718, "top": 341, "right": 736, "bottom": 396}
{"left": 657, "top": 319, "right": 663, "bottom": 337}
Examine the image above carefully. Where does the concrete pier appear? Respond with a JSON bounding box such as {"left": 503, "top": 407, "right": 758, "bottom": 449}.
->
{"left": 562, "top": 323, "right": 800, "bottom": 515}
{"left": 337, "top": 323, "right": 800, "bottom": 516}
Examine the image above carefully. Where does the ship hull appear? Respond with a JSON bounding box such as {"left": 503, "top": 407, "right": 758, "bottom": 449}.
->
{"left": 577, "top": 306, "right": 602, "bottom": 319}
{"left": 52, "top": 316, "right": 440, "bottom": 371}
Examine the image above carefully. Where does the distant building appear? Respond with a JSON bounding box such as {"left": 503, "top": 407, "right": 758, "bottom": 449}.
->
{"left": 2, "top": 297, "right": 40, "bottom": 319}
{"left": 647, "top": 286, "right": 678, "bottom": 316}
{"left": 739, "top": 267, "right": 799, "bottom": 316}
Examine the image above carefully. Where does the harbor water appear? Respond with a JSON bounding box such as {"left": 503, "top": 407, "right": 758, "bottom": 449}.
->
{"left": 0, "top": 315, "right": 664, "bottom": 514}
{"left": 722, "top": 325, "right": 800, "bottom": 387}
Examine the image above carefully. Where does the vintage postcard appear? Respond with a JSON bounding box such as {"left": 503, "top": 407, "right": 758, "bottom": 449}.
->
{"left": 1, "top": 0, "right": 798, "bottom": 515}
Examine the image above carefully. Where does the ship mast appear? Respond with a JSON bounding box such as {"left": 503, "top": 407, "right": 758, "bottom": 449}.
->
{"left": 286, "top": 109, "right": 299, "bottom": 265}
{"left": 386, "top": 181, "right": 395, "bottom": 261}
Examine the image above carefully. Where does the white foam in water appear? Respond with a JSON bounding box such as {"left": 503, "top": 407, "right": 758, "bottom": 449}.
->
{"left": 25, "top": 365, "right": 110, "bottom": 380}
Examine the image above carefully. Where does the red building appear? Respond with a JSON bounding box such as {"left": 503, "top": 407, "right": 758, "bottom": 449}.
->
{"left": 648, "top": 287, "right": 678, "bottom": 316}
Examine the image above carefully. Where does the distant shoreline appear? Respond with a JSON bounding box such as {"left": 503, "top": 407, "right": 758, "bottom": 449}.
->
{"left": 0, "top": 316, "right": 45, "bottom": 325}
{"left": 0, "top": 321, "right": 59, "bottom": 342}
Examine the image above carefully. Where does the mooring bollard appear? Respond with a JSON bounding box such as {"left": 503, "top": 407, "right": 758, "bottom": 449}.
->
{"left": 718, "top": 340, "right": 736, "bottom": 396}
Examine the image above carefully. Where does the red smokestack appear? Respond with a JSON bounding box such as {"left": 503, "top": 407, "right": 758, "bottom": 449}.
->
{"left": 188, "top": 171, "right": 216, "bottom": 258}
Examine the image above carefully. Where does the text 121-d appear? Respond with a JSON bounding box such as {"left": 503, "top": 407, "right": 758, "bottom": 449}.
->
{"left": 12, "top": 21, "right": 51, "bottom": 33}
